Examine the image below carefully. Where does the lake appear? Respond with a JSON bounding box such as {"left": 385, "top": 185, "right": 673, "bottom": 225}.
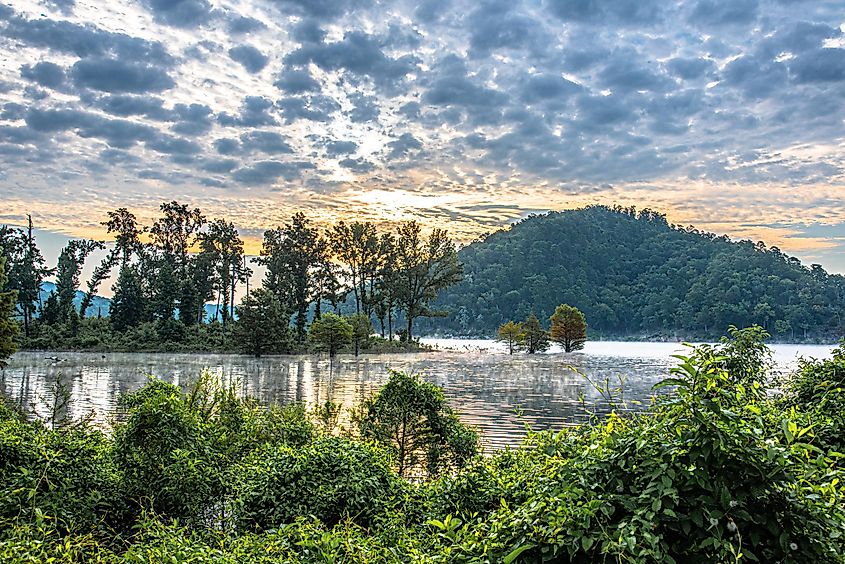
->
{"left": 0, "top": 340, "right": 836, "bottom": 450}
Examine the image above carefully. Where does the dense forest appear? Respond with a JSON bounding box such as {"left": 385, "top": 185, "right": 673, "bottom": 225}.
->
{"left": 0, "top": 204, "right": 462, "bottom": 354}
{"left": 419, "top": 205, "right": 845, "bottom": 341}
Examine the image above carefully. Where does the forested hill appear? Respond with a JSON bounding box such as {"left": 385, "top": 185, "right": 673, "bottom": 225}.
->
{"left": 418, "top": 206, "right": 845, "bottom": 341}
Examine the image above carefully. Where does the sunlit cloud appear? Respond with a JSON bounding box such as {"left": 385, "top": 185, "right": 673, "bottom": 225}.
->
{"left": 1, "top": 0, "right": 844, "bottom": 270}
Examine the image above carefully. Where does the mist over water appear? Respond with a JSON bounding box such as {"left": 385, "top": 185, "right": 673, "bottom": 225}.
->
{"left": 1, "top": 341, "right": 835, "bottom": 450}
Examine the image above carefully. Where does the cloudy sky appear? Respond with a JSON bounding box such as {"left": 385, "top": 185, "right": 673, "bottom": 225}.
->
{"left": 2, "top": 0, "right": 845, "bottom": 271}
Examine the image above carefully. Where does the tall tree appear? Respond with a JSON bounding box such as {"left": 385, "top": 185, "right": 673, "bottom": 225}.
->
{"left": 393, "top": 221, "right": 463, "bottom": 341}
{"left": 330, "top": 221, "right": 380, "bottom": 316}
{"left": 550, "top": 303, "right": 588, "bottom": 353}
{"left": 110, "top": 265, "right": 145, "bottom": 331}
{"left": 258, "top": 213, "right": 326, "bottom": 344}
{"left": 199, "top": 219, "right": 249, "bottom": 329}
{"left": 53, "top": 239, "right": 103, "bottom": 327}
{"left": 0, "top": 217, "right": 52, "bottom": 337}
{"left": 79, "top": 249, "right": 118, "bottom": 318}
{"left": 0, "top": 257, "right": 18, "bottom": 366}
{"left": 104, "top": 208, "right": 145, "bottom": 267}
{"left": 149, "top": 201, "right": 205, "bottom": 274}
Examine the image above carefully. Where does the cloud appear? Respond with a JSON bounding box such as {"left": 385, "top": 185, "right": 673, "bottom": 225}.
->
{"left": 228, "top": 44, "right": 269, "bottom": 73}
{"left": 789, "top": 48, "right": 845, "bottom": 83}
{"left": 20, "top": 62, "right": 67, "bottom": 90}
{"left": 141, "top": 0, "right": 215, "bottom": 28}
{"left": 70, "top": 58, "right": 174, "bottom": 93}
{"left": 285, "top": 31, "right": 419, "bottom": 89}
{"left": 232, "top": 160, "right": 313, "bottom": 185}
{"left": 218, "top": 96, "right": 278, "bottom": 126}
{"left": 274, "top": 68, "right": 321, "bottom": 94}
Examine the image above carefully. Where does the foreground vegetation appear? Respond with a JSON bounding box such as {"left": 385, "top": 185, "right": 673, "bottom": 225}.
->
{"left": 1, "top": 328, "right": 844, "bottom": 562}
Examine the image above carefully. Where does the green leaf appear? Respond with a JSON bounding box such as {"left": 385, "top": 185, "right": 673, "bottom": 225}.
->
{"left": 503, "top": 544, "right": 535, "bottom": 564}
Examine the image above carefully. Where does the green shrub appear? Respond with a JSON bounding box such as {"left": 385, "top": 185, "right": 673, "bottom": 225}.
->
{"left": 235, "top": 437, "right": 404, "bottom": 531}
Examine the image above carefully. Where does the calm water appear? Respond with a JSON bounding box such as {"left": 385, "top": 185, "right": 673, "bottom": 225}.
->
{"left": 0, "top": 340, "right": 836, "bottom": 450}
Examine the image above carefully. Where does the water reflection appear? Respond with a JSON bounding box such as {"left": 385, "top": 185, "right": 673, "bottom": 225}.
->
{"left": 1, "top": 341, "right": 835, "bottom": 450}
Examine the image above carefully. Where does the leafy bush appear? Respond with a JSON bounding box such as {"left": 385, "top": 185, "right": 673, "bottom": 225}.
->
{"left": 235, "top": 436, "right": 404, "bottom": 531}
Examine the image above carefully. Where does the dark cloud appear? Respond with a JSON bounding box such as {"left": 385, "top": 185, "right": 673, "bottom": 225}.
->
{"left": 324, "top": 140, "right": 358, "bottom": 156}
{"left": 290, "top": 19, "right": 326, "bottom": 43}
{"left": 688, "top": 0, "right": 758, "bottom": 28}
{"left": 269, "top": 0, "right": 369, "bottom": 21}
{"left": 274, "top": 68, "right": 321, "bottom": 94}
{"left": 1, "top": 103, "right": 27, "bottom": 121}
{"left": 2, "top": 14, "right": 173, "bottom": 64}
{"left": 347, "top": 92, "right": 380, "bottom": 122}
{"left": 20, "top": 62, "right": 67, "bottom": 90}
{"left": 468, "top": 1, "right": 544, "bottom": 57}
{"left": 70, "top": 58, "right": 174, "bottom": 93}
{"left": 285, "top": 31, "right": 419, "bottom": 89}
{"left": 227, "top": 15, "right": 266, "bottom": 34}
{"left": 142, "top": 0, "right": 215, "bottom": 28}
{"left": 521, "top": 74, "right": 582, "bottom": 103}
{"left": 239, "top": 131, "right": 293, "bottom": 154}
{"left": 339, "top": 157, "right": 375, "bottom": 172}
{"left": 277, "top": 95, "right": 339, "bottom": 123}
{"left": 214, "top": 138, "right": 240, "bottom": 155}
{"left": 172, "top": 103, "right": 215, "bottom": 135}
{"left": 665, "top": 57, "right": 713, "bottom": 80}
{"left": 789, "top": 48, "right": 845, "bottom": 83}
{"left": 24, "top": 107, "right": 157, "bottom": 147}
{"left": 386, "top": 132, "right": 422, "bottom": 159}
{"left": 232, "top": 160, "right": 313, "bottom": 185}
{"left": 95, "top": 95, "right": 171, "bottom": 120}
{"left": 147, "top": 135, "right": 202, "bottom": 155}
{"left": 229, "top": 44, "right": 269, "bottom": 73}
{"left": 201, "top": 158, "right": 239, "bottom": 173}
{"left": 545, "top": 0, "right": 663, "bottom": 25}
{"left": 218, "top": 96, "right": 278, "bottom": 127}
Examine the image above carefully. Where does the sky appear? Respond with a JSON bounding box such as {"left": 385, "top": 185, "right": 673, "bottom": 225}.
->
{"left": 1, "top": 0, "right": 845, "bottom": 274}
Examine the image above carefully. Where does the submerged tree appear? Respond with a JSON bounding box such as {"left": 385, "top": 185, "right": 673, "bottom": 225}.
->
{"left": 550, "top": 303, "right": 587, "bottom": 353}
{"left": 309, "top": 312, "right": 352, "bottom": 357}
{"left": 358, "top": 370, "right": 478, "bottom": 478}
{"left": 496, "top": 320, "right": 525, "bottom": 354}
{"left": 522, "top": 313, "right": 550, "bottom": 354}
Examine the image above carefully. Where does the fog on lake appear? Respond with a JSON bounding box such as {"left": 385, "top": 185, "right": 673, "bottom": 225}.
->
{"left": 0, "top": 340, "right": 836, "bottom": 450}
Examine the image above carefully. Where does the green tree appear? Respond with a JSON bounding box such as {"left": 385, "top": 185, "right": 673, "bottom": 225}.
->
{"left": 549, "top": 303, "right": 587, "bottom": 352}
{"left": 258, "top": 213, "right": 327, "bottom": 344}
{"left": 309, "top": 312, "right": 352, "bottom": 357}
{"left": 234, "top": 288, "right": 291, "bottom": 357}
{"left": 347, "top": 312, "right": 372, "bottom": 357}
{"left": 0, "top": 257, "right": 18, "bottom": 366}
{"left": 110, "top": 265, "right": 145, "bottom": 331}
{"left": 199, "top": 219, "right": 249, "bottom": 330}
{"left": 522, "top": 313, "right": 550, "bottom": 354}
{"left": 393, "top": 221, "right": 463, "bottom": 341}
{"left": 0, "top": 217, "right": 52, "bottom": 337}
{"left": 496, "top": 320, "right": 525, "bottom": 354}
{"left": 358, "top": 370, "right": 479, "bottom": 478}
{"left": 330, "top": 221, "right": 380, "bottom": 316}
{"left": 53, "top": 239, "right": 103, "bottom": 328}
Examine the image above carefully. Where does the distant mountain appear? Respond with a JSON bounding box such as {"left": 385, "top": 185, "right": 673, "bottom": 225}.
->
{"left": 39, "top": 281, "right": 112, "bottom": 318}
{"left": 37, "top": 282, "right": 230, "bottom": 322}
{"left": 417, "top": 206, "right": 845, "bottom": 340}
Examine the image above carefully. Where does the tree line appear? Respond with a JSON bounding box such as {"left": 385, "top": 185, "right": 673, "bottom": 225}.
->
{"left": 0, "top": 204, "right": 463, "bottom": 355}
